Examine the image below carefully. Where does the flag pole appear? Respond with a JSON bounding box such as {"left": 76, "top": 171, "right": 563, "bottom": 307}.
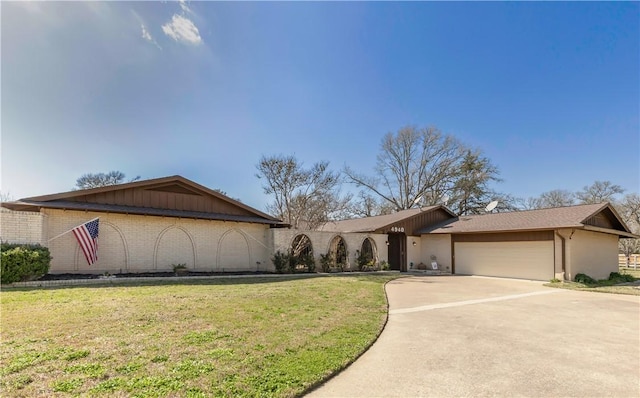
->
{"left": 48, "top": 217, "right": 100, "bottom": 243}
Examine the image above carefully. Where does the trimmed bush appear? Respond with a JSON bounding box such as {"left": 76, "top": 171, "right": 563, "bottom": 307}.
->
{"left": 272, "top": 251, "right": 316, "bottom": 274}
{"left": 574, "top": 273, "right": 596, "bottom": 285}
{"left": 319, "top": 253, "right": 333, "bottom": 273}
{"left": 1, "top": 243, "right": 51, "bottom": 284}
{"left": 608, "top": 272, "right": 635, "bottom": 283}
{"left": 271, "top": 250, "right": 289, "bottom": 274}
{"left": 298, "top": 253, "right": 315, "bottom": 273}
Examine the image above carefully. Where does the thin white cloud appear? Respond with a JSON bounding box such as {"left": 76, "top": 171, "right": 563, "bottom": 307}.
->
{"left": 141, "top": 23, "right": 152, "bottom": 41}
{"left": 178, "top": 0, "right": 192, "bottom": 14}
{"left": 162, "top": 14, "right": 202, "bottom": 45}
{"left": 141, "top": 23, "right": 162, "bottom": 49}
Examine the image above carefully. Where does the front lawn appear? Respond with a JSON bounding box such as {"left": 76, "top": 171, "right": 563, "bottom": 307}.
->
{"left": 0, "top": 275, "right": 398, "bottom": 397}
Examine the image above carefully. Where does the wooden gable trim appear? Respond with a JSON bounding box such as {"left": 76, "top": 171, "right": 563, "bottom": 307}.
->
{"left": 376, "top": 207, "right": 456, "bottom": 236}
{"left": 581, "top": 204, "right": 632, "bottom": 234}
{"left": 13, "top": 175, "right": 281, "bottom": 223}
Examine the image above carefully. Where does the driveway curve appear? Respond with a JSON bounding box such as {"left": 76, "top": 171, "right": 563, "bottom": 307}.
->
{"left": 307, "top": 275, "right": 640, "bottom": 398}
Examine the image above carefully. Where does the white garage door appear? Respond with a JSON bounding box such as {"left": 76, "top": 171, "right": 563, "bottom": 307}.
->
{"left": 455, "top": 241, "right": 554, "bottom": 280}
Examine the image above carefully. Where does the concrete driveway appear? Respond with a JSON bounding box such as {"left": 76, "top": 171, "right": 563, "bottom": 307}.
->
{"left": 308, "top": 275, "right": 640, "bottom": 397}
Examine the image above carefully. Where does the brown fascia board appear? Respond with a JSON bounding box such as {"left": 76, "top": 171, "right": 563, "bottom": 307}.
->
{"left": 582, "top": 225, "right": 639, "bottom": 239}
{"left": 17, "top": 175, "right": 282, "bottom": 224}
{"left": 3, "top": 199, "right": 288, "bottom": 225}
{"left": 431, "top": 225, "right": 585, "bottom": 235}
{"left": 1, "top": 201, "right": 41, "bottom": 212}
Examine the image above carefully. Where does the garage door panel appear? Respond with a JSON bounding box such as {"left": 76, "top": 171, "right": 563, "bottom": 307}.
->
{"left": 455, "top": 241, "right": 553, "bottom": 280}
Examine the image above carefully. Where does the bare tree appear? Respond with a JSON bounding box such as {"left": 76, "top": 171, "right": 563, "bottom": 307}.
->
{"left": 0, "top": 191, "right": 14, "bottom": 203}
{"left": 75, "top": 171, "right": 140, "bottom": 190}
{"left": 617, "top": 193, "right": 640, "bottom": 262}
{"left": 619, "top": 193, "right": 640, "bottom": 226}
{"left": 345, "top": 126, "right": 466, "bottom": 211}
{"left": 576, "top": 180, "right": 625, "bottom": 204}
{"left": 516, "top": 196, "right": 544, "bottom": 210}
{"left": 489, "top": 193, "right": 522, "bottom": 213}
{"left": 536, "top": 190, "right": 576, "bottom": 208}
{"left": 345, "top": 126, "right": 503, "bottom": 215}
{"left": 348, "top": 192, "right": 395, "bottom": 218}
{"left": 256, "top": 155, "right": 351, "bottom": 229}
{"left": 522, "top": 181, "right": 626, "bottom": 210}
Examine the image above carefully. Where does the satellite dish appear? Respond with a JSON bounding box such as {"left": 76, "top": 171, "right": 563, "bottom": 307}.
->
{"left": 485, "top": 201, "right": 499, "bottom": 212}
{"left": 442, "top": 195, "right": 450, "bottom": 206}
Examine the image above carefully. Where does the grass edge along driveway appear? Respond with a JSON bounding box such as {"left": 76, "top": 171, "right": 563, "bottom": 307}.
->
{"left": 0, "top": 274, "right": 400, "bottom": 397}
{"left": 545, "top": 268, "right": 640, "bottom": 296}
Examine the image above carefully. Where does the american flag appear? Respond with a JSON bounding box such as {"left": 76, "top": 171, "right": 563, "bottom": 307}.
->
{"left": 72, "top": 219, "right": 99, "bottom": 265}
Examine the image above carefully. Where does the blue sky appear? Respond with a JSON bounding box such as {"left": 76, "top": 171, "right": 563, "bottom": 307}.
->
{"left": 2, "top": 1, "right": 638, "bottom": 211}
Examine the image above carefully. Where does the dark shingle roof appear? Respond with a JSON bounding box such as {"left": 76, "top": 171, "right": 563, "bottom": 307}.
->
{"left": 318, "top": 207, "right": 440, "bottom": 233}
{"left": 421, "top": 203, "right": 635, "bottom": 237}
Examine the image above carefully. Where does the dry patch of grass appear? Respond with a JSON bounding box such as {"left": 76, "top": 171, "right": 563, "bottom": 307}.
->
{"left": 1, "top": 275, "right": 399, "bottom": 397}
{"left": 544, "top": 283, "right": 640, "bottom": 295}
{"left": 619, "top": 267, "right": 640, "bottom": 279}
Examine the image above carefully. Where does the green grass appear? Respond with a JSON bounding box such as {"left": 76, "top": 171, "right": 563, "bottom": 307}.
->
{"left": 0, "top": 275, "right": 399, "bottom": 397}
{"left": 545, "top": 268, "right": 640, "bottom": 296}
{"left": 619, "top": 266, "right": 640, "bottom": 279}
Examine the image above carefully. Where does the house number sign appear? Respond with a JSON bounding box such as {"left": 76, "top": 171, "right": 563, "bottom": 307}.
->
{"left": 390, "top": 227, "right": 404, "bottom": 233}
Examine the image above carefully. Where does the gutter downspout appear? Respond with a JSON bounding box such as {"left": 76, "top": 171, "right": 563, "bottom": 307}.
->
{"left": 555, "top": 231, "right": 566, "bottom": 280}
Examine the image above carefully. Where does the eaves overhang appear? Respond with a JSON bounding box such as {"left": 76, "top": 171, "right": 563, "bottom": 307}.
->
{"left": 1, "top": 200, "right": 288, "bottom": 226}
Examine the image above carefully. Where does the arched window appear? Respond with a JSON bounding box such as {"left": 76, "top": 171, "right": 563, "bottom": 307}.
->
{"left": 291, "top": 234, "right": 313, "bottom": 258}
{"left": 360, "top": 238, "right": 376, "bottom": 265}
{"left": 329, "top": 236, "right": 348, "bottom": 267}
{"left": 291, "top": 234, "right": 314, "bottom": 272}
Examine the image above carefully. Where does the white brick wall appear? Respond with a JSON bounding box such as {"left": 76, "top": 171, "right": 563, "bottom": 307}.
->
{"left": 271, "top": 229, "right": 389, "bottom": 270}
{"left": 43, "top": 209, "right": 272, "bottom": 274}
{"left": 3, "top": 207, "right": 398, "bottom": 275}
{"left": 0, "top": 208, "right": 46, "bottom": 245}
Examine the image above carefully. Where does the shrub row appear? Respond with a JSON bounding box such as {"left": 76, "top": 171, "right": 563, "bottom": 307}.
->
{"left": 573, "top": 271, "right": 636, "bottom": 285}
{"left": 607, "top": 272, "right": 636, "bottom": 283}
{"left": 1, "top": 243, "right": 51, "bottom": 284}
{"left": 272, "top": 250, "right": 315, "bottom": 273}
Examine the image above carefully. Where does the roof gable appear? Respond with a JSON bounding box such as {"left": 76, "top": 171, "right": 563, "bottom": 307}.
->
{"left": 318, "top": 206, "right": 457, "bottom": 235}
{"left": 2, "top": 176, "right": 284, "bottom": 225}
{"left": 581, "top": 205, "right": 627, "bottom": 231}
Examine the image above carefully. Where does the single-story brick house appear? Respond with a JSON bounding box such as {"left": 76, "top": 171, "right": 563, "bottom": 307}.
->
{"left": 1, "top": 176, "right": 287, "bottom": 274}
{"left": 1, "top": 176, "right": 635, "bottom": 280}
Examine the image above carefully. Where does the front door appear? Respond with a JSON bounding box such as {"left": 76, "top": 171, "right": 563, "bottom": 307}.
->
{"left": 388, "top": 233, "right": 407, "bottom": 272}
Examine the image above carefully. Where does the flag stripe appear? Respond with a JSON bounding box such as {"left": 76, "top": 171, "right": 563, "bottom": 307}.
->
{"left": 72, "top": 219, "right": 99, "bottom": 266}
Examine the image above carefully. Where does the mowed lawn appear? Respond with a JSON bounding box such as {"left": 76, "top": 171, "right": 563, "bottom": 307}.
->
{"left": 1, "top": 275, "right": 398, "bottom": 397}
